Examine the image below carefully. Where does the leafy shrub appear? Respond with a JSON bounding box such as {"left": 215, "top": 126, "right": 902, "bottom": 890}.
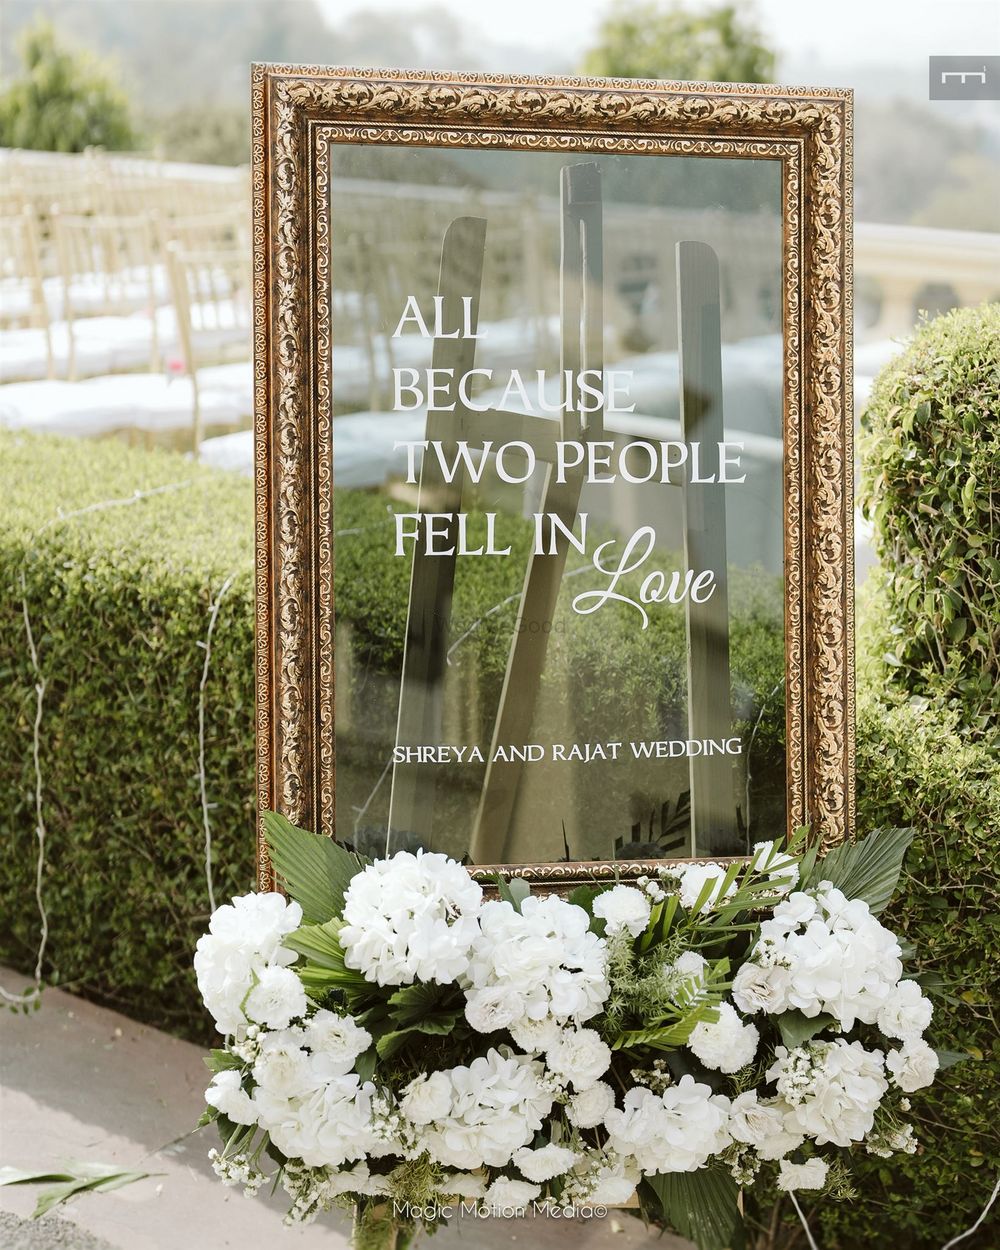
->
{"left": 862, "top": 302, "right": 1000, "bottom": 730}
{"left": 0, "top": 20, "right": 138, "bottom": 153}
{"left": 814, "top": 691, "right": 1000, "bottom": 1250}
{"left": 0, "top": 431, "right": 255, "bottom": 1041}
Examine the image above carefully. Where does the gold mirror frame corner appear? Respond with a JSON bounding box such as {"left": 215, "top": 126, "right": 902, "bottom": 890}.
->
{"left": 250, "top": 64, "right": 855, "bottom": 893}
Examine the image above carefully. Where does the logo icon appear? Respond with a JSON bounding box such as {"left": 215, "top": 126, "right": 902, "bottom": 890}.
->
{"left": 929, "top": 56, "right": 1000, "bottom": 100}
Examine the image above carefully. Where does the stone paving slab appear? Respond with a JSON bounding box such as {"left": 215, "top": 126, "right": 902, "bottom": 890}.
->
{"left": 0, "top": 970, "right": 692, "bottom": 1250}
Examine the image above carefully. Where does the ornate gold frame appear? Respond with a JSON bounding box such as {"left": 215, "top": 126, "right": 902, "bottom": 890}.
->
{"left": 251, "top": 65, "right": 854, "bottom": 892}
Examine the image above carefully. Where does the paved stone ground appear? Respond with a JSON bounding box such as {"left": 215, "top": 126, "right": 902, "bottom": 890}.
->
{"left": 0, "top": 970, "right": 692, "bottom": 1250}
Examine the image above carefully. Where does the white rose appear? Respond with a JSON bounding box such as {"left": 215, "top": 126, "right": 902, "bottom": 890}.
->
{"left": 482, "top": 1178, "right": 540, "bottom": 1215}
{"left": 513, "top": 1143, "right": 580, "bottom": 1183}
{"left": 399, "top": 1071, "right": 453, "bottom": 1125}
{"left": 567, "top": 1080, "right": 616, "bottom": 1129}
{"left": 593, "top": 885, "right": 652, "bottom": 938}
{"left": 886, "top": 1039, "right": 939, "bottom": 1092}
{"left": 545, "top": 1027, "right": 612, "bottom": 1091}
{"left": 205, "top": 1069, "right": 257, "bottom": 1125}
{"left": 751, "top": 841, "right": 801, "bottom": 893}
{"left": 877, "top": 980, "right": 933, "bottom": 1042}
{"left": 777, "top": 1157, "right": 828, "bottom": 1192}
{"left": 688, "top": 1002, "right": 759, "bottom": 1073}
{"left": 733, "top": 961, "right": 790, "bottom": 1015}
{"left": 244, "top": 964, "right": 307, "bottom": 1031}
{"left": 728, "top": 1091, "right": 802, "bottom": 1159}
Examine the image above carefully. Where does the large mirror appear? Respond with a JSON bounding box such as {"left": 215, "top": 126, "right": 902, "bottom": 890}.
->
{"left": 252, "top": 68, "right": 854, "bottom": 888}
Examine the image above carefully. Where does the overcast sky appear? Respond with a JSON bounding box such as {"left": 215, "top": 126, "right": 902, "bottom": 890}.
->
{"left": 317, "top": 0, "right": 1000, "bottom": 72}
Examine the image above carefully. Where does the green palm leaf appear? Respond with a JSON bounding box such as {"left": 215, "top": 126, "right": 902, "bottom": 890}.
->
{"left": 262, "top": 811, "right": 367, "bottom": 923}
{"left": 644, "top": 1168, "right": 743, "bottom": 1250}
{"left": 807, "top": 825, "right": 915, "bottom": 914}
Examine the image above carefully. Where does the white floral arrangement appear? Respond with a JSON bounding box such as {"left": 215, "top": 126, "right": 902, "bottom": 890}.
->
{"left": 194, "top": 818, "right": 945, "bottom": 1250}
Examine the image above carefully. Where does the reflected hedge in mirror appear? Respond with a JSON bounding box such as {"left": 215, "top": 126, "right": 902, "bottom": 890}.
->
{"left": 252, "top": 67, "right": 855, "bottom": 886}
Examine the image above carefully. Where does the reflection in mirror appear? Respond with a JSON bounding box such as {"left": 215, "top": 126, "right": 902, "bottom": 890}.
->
{"left": 329, "top": 144, "right": 784, "bottom": 866}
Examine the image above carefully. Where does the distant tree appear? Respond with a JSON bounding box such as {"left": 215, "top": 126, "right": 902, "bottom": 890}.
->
{"left": 0, "top": 20, "right": 137, "bottom": 152}
{"left": 152, "top": 105, "right": 250, "bottom": 167}
{"left": 581, "top": 0, "right": 775, "bottom": 84}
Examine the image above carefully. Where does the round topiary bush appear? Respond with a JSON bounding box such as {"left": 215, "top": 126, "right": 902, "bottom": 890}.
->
{"left": 861, "top": 301, "right": 1000, "bottom": 729}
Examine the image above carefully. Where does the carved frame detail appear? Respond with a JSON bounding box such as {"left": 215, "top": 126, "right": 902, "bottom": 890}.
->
{"left": 251, "top": 65, "right": 854, "bottom": 891}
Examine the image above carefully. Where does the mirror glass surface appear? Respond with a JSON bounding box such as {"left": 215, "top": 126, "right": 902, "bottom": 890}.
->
{"left": 328, "top": 143, "right": 784, "bottom": 865}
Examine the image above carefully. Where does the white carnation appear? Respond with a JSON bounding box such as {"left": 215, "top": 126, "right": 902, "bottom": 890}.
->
{"left": 605, "top": 1074, "right": 731, "bottom": 1173}
{"left": 252, "top": 1031, "right": 320, "bottom": 1099}
{"left": 481, "top": 1178, "right": 540, "bottom": 1214}
{"left": 437, "top": 1171, "right": 487, "bottom": 1200}
{"left": 769, "top": 1040, "right": 887, "bottom": 1147}
{"left": 593, "top": 885, "right": 651, "bottom": 938}
{"left": 513, "top": 1143, "right": 580, "bottom": 1182}
{"left": 545, "top": 1027, "right": 612, "bottom": 1091}
{"left": 303, "top": 1009, "right": 371, "bottom": 1076}
{"left": 877, "top": 979, "right": 933, "bottom": 1042}
{"left": 567, "top": 1080, "right": 616, "bottom": 1129}
{"left": 777, "top": 1157, "right": 828, "bottom": 1192}
{"left": 399, "top": 1071, "right": 453, "bottom": 1125}
{"left": 886, "top": 1039, "right": 939, "bottom": 1092}
{"left": 464, "top": 984, "right": 523, "bottom": 1034}
{"left": 340, "top": 850, "right": 482, "bottom": 987}
{"left": 205, "top": 1069, "right": 257, "bottom": 1125}
{"left": 244, "top": 964, "right": 308, "bottom": 1031}
{"left": 688, "top": 1002, "right": 759, "bottom": 1073}
{"left": 194, "top": 892, "right": 302, "bottom": 1035}
{"left": 464, "top": 895, "right": 608, "bottom": 1030}
{"left": 508, "top": 1015, "right": 563, "bottom": 1053}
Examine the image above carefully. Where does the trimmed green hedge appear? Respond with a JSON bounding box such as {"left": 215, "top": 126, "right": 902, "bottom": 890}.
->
{"left": 0, "top": 431, "right": 257, "bottom": 1041}
{"left": 812, "top": 690, "right": 1000, "bottom": 1249}
{"left": 862, "top": 302, "right": 1000, "bottom": 729}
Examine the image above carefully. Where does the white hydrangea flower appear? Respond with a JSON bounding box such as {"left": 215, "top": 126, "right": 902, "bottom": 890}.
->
{"left": 688, "top": 1002, "right": 759, "bottom": 1073}
{"left": 544, "top": 1027, "right": 612, "bottom": 1091}
{"left": 513, "top": 1143, "right": 580, "bottom": 1182}
{"left": 593, "top": 885, "right": 652, "bottom": 938}
{"left": 886, "top": 1039, "right": 939, "bottom": 1092}
{"left": 604, "top": 1074, "right": 731, "bottom": 1173}
{"left": 399, "top": 1071, "right": 453, "bottom": 1126}
{"left": 588, "top": 1154, "right": 641, "bottom": 1206}
{"left": 420, "top": 1048, "right": 553, "bottom": 1170}
{"left": 194, "top": 892, "right": 302, "bottom": 1035}
{"left": 567, "top": 1080, "right": 616, "bottom": 1129}
{"left": 877, "top": 979, "right": 933, "bottom": 1042}
{"left": 675, "top": 863, "right": 738, "bottom": 914}
{"left": 481, "top": 1178, "right": 540, "bottom": 1214}
{"left": 254, "top": 1074, "right": 379, "bottom": 1168}
{"left": 464, "top": 895, "right": 608, "bottom": 1031}
{"left": 244, "top": 965, "right": 308, "bottom": 1031}
{"left": 768, "top": 1040, "right": 888, "bottom": 1147}
{"left": 777, "top": 1157, "right": 828, "bottom": 1192}
{"left": 205, "top": 1069, "right": 257, "bottom": 1125}
{"left": 728, "top": 1090, "right": 803, "bottom": 1160}
{"left": 741, "top": 883, "right": 904, "bottom": 1031}
{"left": 340, "top": 850, "right": 483, "bottom": 987}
